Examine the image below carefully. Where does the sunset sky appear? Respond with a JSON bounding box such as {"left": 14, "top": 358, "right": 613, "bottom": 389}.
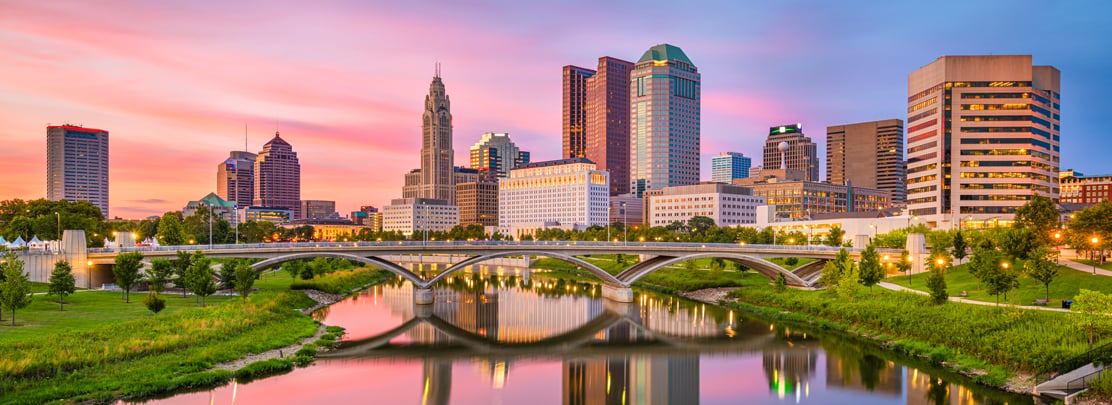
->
{"left": 2, "top": 0, "right": 1110, "bottom": 219}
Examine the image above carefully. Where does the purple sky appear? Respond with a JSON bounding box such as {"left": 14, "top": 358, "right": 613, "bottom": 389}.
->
{"left": 1, "top": 0, "right": 1109, "bottom": 218}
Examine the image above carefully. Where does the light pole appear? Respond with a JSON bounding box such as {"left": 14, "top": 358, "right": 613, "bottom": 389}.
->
{"left": 54, "top": 211, "right": 61, "bottom": 240}
{"left": 233, "top": 203, "right": 239, "bottom": 245}
{"left": 620, "top": 201, "right": 627, "bottom": 245}
{"left": 1053, "top": 231, "right": 1062, "bottom": 264}
{"left": 1092, "top": 236, "right": 1100, "bottom": 274}
{"left": 869, "top": 224, "right": 876, "bottom": 242}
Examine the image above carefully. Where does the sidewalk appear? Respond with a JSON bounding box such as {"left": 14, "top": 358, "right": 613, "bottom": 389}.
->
{"left": 1059, "top": 259, "right": 1112, "bottom": 277}
{"left": 877, "top": 281, "right": 1069, "bottom": 312}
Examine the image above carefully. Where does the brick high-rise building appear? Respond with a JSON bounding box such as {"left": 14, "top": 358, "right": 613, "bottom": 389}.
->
{"left": 47, "top": 125, "right": 110, "bottom": 217}
{"left": 906, "top": 55, "right": 1060, "bottom": 227}
{"left": 763, "top": 124, "right": 819, "bottom": 182}
{"left": 629, "top": 44, "right": 701, "bottom": 197}
{"left": 562, "top": 65, "right": 596, "bottom": 159}
{"left": 217, "top": 151, "right": 256, "bottom": 209}
{"left": 253, "top": 132, "right": 301, "bottom": 217}
{"left": 826, "top": 119, "right": 906, "bottom": 204}
{"left": 457, "top": 179, "right": 499, "bottom": 227}
{"left": 585, "top": 56, "right": 634, "bottom": 196}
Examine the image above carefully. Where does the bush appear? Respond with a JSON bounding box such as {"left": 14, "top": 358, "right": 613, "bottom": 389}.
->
{"left": 143, "top": 292, "right": 167, "bottom": 314}
{"left": 233, "top": 358, "right": 294, "bottom": 382}
{"left": 290, "top": 268, "right": 389, "bottom": 294}
{"left": 295, "top": 346, "right": 317, "bottom": 357}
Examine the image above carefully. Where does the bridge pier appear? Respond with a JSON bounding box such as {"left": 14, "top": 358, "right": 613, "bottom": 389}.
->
{"left": 602, "top": 285, "right": 633, "bottom": 303}
{"left": 414, "top": 287, "right": 434, "bottom": 305}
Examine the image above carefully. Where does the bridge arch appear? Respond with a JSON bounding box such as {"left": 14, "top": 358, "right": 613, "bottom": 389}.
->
{"left": 425, "top": 251, "right": 623, "bottom": 287}
{"left": 615, "top": 253, "right": 815, "bottom": 287}
{"left": 251, "top": 252, "right": 426, "bottom": 286}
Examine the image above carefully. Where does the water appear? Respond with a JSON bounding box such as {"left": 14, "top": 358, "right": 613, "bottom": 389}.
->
{"left": 134, "top": 272, "right": 1033, "bottom": 405}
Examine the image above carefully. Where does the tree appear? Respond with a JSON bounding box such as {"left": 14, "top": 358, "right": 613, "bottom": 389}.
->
{"left": 1014, "top": 194, "right": 1060, "bottom": 246}
{"left": 0, "top": 254, "right": 33, "bottom": 326}
{"left": 1025, "top": 246, "right": 1059, "bottom": 301}
{"left": 172, "top": 250, "right": 193, "bottom": 297}
{"left": 143, "top": 291, "right": 166, "bottom": 314}
{"left": 951, "top": 231, "right": 968, "bottom": 263}
{"left": 283, "top": 260, "right": 305, "bottom": 280}
{"left": 146, "top": 259, "right": 174, "bottom": 294}
{"left": 984, "top": 259, "right": 1020, "bottom": 305}
{"left": 824, "top": 226, "right": 846, "bottom": 247}
{"left": 858, "top": 244, "right": 884, "bottom": 293}
{"left": 926, "top": 255, "right": 950, "bottom": 304}
{"left": 156, "top": 212, "right": 189, "bottom": 246}
{"left": 1073, "top": 289, "right": 1112, "bottom": 348}
{"left": 234, "top": 262, "right": 257, "bottom": 303}
{"left": 896, "top": 250, "right": 913, "bottom": 286}
{"left": 998, "top": 227, "right": 1037, "bottom": 261}
{"left": 835, "top": 259, "right": 861, "bottom": 301}
{"left": 113, "top": 251, "right": 144, "bottom": 303}
{"left": 48, "top": 260, "right": 76, "bottom": 310}
{"left": 184, "top": 252, "right": 216, "bottom": 307}
{"left": 774, "top": 273, "right": 787, "bottom": 293}
{"left": 218, "top": 260, "right": 238, "bottom": 290}
{"left": 818, "top": 248, "right": 853, "bottom": 287}
{"left": 783, "top": 257, "right": 799, "bottom": 267}
{"left": 968, "top": 247, "right": 1004, "bottom": 292}
{"left": 687, "top": 216, "right": 715, "bottom": 236}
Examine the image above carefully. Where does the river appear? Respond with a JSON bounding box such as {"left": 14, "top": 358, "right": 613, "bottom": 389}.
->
{"left": 132, "top": 271, "right": 1034, "bottom": 405}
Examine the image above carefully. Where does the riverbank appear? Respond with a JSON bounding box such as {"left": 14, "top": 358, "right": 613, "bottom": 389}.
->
{"left": 214, "top": 289, "right": 346, "bottom": 371}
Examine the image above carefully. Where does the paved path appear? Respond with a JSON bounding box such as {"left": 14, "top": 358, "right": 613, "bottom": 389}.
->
{"left": 1059, "top": 259, "right": 1112, "bottom": 277}
{"left": 877, "top": 281, "right": 1069, "bottom": 312}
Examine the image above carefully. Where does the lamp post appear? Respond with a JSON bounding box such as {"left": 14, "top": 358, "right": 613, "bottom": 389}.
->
{"left": 620, "top": 201, "right": 627, "bottom": 245}
{"left": 869, "top": 224, "right": 876, "bottom": 242}
{"left": 1092, "top": 236, "right": 1100, "bottom": 274}
{"left": 54, "top": 211, "right": 61, "bottom": 240}
{"left": 86, "top": 260, "right": 93, "bottom": 289}
{"left": 1053, "top": 231, "right": 1062, "bottom": 264}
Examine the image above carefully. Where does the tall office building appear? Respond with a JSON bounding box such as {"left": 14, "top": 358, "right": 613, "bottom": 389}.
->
{"left": 906, "top": 55, "right": 1060, "bottom": 227}
{"left": 217, "top": 151, "right": 256, "bottom": 208}
{"left": 763, "top": 124, "right": 819, "bottom": 182}
{"left": 711, "top": 152, "right": 752, "bottom": 183}
{"left": 585, "top": 56, "right": 635, "bottom": 196}
{"left": 300, "top": 200, "right": 337, "bottom": 220}
{"left": 253, "top": 132, "right": 301, "bottom": 217}
{"left": 629, "top": 44, "right": 701, "bottom": 197}
{"left": 826, "top": 119, "right": 906, "bottom": 204}
{"left": 562, "top": 65, "right": 596, "bottom": 159}
{"left": 46, "top": 125, "right": 109, "bottom": 217}
{"left": 402, "top": 71, "right": 456, "bottom": 203}
{"left": 457, "top": 178, "right": 499, "bottom": 227}
{"left": 469, "top": 132, "right": 530, "bottom": 177}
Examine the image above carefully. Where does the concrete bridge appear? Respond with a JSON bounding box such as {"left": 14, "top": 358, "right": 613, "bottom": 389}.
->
{"left": 81, "top": 240, "right": 900, "bottom": 302}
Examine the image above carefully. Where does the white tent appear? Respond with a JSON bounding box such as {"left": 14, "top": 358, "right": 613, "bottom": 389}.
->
{"left": 28, "top": 236, "right": 47, "bottom": 250}
{"left": 10, "top": 236, "right": 26, "bottom": 248}
{"left": 0, "top": 236, "right": 8, "bottom": 247}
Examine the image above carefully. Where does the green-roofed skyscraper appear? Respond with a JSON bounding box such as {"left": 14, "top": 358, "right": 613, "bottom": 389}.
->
{"left": 629, "top": 44, "right": 701, "bottom": 197}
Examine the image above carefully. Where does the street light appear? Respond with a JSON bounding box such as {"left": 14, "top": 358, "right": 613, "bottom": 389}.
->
{"left": 54, "top": 211, "right": 61, "bottom": 240}
{"left": 1053, "top": 231, "right": 1062, "bottom": 264}
{"left": 1092, "top": 236, "right": 1100, "bottom": 274}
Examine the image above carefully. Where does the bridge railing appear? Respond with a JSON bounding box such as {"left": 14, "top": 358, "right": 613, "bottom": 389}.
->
{"left": 89, "top": 240, "right": 897, "bottom": 255}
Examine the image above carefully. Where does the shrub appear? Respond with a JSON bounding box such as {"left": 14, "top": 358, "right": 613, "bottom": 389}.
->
{"left": 143, "top": 291, "right": 167, "bottom": 314}
{"left": 295, "top": 346, "right": 317, "bottom": 357}
{"left": 233, "top": 358, "right": 294, "bottom": 382}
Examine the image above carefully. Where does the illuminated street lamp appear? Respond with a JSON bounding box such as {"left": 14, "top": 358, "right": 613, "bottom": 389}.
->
{"left": 1092, "top": 236, "right": 1100, "bottom": 274}
{"left": 1053, "top": 231, "right": 1062, "bottom": 264}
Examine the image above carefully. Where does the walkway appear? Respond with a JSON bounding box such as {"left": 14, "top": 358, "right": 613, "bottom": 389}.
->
{"left": 1060, "top": 259, "right": 1112, "bottom": 277}
{"left": 877, "top": 281, "right": 1069, "bottom": 312}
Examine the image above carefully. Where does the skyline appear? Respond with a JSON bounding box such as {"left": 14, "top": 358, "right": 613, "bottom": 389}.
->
{"left": 2, "top": 1, "right": 1111, "bottom": 218}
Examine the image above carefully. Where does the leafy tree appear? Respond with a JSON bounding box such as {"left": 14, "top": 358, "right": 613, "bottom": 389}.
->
{"left": 172, "top": 250, "right": 192, "bottom": 297}
{"left": 299, "top": 264, "right": 315, "bottom": 280}
{"left": 156, "top": 212, "right": 189, "bottom": 246}
{"left": 184, "top": 251, "right": 216, "bottom": 307}
{"left": 896, "top": 250, "right": 913, "bottom": 286}
{"left": 1074, "top": 289, "right": 1112, "bottom": 348}
{"left": 819, "top": 248, "right": 853, "bottom": 287}
{"left": 1014, "top": 194, "right": 1060, "bottom": 245}
{"left": 774, "top": 273, "right": 787, "bottom": 293}
{"left": 926, "top": 255, "right": 950, "bottom": 304}
{"left": 218, "top": 260, "right": 238, "bottom": 290}
{"left": 48, "top": 260, "right": 76, "bottom": 310}
{"left": 983, "top": 259, "right": 1020, "bottom": 305}
{"left": 968, "top": 247, "right": 1004, "bottom": 291}
{"left": 835, "top": 259, "right": 861, "bottom": 301}
{"left": 951, "top": 231, "right": 968, "bottom": 263}
{"left": 684, "top": 260, "right": 698, "bottom": 272}
{"left": 234, "top": 262, "right": 257, "bottom": 302}
{"left": 0, "top": 254, "right": 33, "bottom": 325}
{"left": 310, "top": 257, "right": 333, "bottom": 276}
{"left": 998, "top": 227, "right": 1037, "bottom": 261}
{"left": 113, "top": 251, "right": 144, "bottom": 303}
{"left": 783, "top": 257, "right": 799, "bottom": 267}
{"left": 858, "top": 244, "right": 884, "bottom": 293}
{"left": 284, "top": 260, "right": 305, "bottom": 280}
{"left": 1025, "top": 246, "right": 1059, "bottom": 301}
{"left": 687, "top": 216, "right": 715, "bottom": 236}
{"left": 143, "top": 291, "right": 166, "bottom": 314}
{"left": 146, "top": 259, "right": 174, "bottom": 294}
{"left": 824, "top": 226, "right": 845, "bottom": 247}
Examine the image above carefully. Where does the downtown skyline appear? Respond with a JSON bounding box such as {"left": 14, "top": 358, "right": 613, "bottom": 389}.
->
{"left": 1, "top": 0, "right": 1111, "bottom": 219}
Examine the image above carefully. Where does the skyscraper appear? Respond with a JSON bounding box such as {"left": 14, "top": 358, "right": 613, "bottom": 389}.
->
{"left": 585, "top": 57, "right": 634, "bottom": 196}
{"left": 711, "top": 152, "right": 752, "bottom": 183}
{"left": 762, "top": 124, "right": 819, "bottom": 182}
{"left": 907, "top": 55, "right": 1060, "bottom": 227}
{"left": 826, "top": 119, "right": 906, "bottom": 204}
{"left": 562, "top": 65, "right": 595, "bottom": 159}
{"left": 253, "top": 132, "right": 301, "bottom": 217}
{"left": 47, "top": 125, "right": 109, "bottom": 217}
{"left": 469, "top": 132, "right": 530, "bottom": 177}
{"left": 629, "top": 44, "right": 701, "bottom": 197}
{"left": 217, "top": 151, "right": 256, "bottom": 209}
{"left": 402, "top": 71, "right": 456, "bottom": 203}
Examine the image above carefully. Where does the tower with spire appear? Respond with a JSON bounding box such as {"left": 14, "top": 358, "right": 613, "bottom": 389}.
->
{"left": 402, "top": 68, "right": 456, "bottom": 203}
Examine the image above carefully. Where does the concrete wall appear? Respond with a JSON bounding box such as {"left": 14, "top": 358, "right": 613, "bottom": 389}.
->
{"left": 15, "top": 230, "right": 93, "bottom": 287}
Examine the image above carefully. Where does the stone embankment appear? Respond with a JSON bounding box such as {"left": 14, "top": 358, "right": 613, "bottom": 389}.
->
{"left": 215, "top": 289, "right": 345, "bottom": 370}
{"left": 679, "top": 287, "right": 739, "bottom": 304}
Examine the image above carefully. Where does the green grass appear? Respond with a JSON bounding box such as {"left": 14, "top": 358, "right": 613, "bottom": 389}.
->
{"left": 533, "top": 256, "right": 759, "bottom": 293}
{"left": 887, "top": 263, "right": 1112, "bottom": 306}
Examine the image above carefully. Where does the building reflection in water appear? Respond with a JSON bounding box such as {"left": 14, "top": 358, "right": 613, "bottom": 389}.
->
{"left": 562, "top": 355, "right": 699, "bottom": 405}
{"left": 421, "top": 360, "right": 451, "bottom": 405}
{"left": 823, "top": 340, "right": 901, "bottom": 398}
{"left": 761, "top": 325, "right": 818, "bottom": 402}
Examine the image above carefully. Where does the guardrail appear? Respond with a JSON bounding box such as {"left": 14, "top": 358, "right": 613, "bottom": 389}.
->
{"left": 89, "top": 240, "right": 898, "bottom": 255}
{"left": 1036, "top": 342, "right": 1112, "bottom": 384}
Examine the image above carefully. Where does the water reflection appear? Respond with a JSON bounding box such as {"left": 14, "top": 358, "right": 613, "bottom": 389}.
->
{"left": 131, "top": 272, "right": 1033, "bottom": 405}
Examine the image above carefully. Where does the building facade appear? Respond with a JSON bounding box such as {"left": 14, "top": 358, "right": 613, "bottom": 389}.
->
{"left": 746, "top": 180, "right": 891, "bottom": 220}
{"left": 217, "top": 151, "right": 256, "bottom": 209}
{"left": 609, "top": 194, "right": 644, "bottom": 227}
{"left": 402, "top": 72, "right": 456, "bottom": 203}
{"left": 1060, "top": 173, "right": 1112, "bottom": 204}
{"left": 183, "top": 192, "right": 238, "bottom": 223}
{"left": 300, "top": 200, "right": 337, "bottom": 220}
{"left": 253, "top": 132, "right": 301, "bottom": 217}
{"left": 382, "top": 198, "right": 460, "bottom": 236}
{"left": 562, "top": 65, "right": 596, "bottom": 159}
{"left": 585, "top": 56, "right": 635, "bottom": 196}
{"left": 711, "top": 152, "right": 752, "bottom": 183}
{"left": 458, "top": 179, "right": 499, "bottom": 227}
{"left": 826, "top": 119, "right": 906, "bottom": 204}
{"left": 498, "top": 158, "right": 609, "bottom": 237}
{"left": 646, "top": 183, "right": 765, "bottom": 227}
{"left": 46, "top": 125, "right": 110, "bottom": 217}
{"left": 762, "top": 124, "right": 819, "bottom": 182}
{"left": 469, "top": 133, "right": 530, "bottom": 177}
{"left": 629, "top": 44, "right": 701, "bottom": 197}
{"left": 245, "top": 207, "right": 294, "bottom": 224}
{"left": 906, "top": 55, "right": 1060, "bottom": 227}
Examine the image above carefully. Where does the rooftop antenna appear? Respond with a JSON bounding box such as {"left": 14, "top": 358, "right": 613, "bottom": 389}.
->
{"left": 244, "top": 123, "right": 248, "bottom": 152}
{"left": 435, "top": 61, "right": 440, "bottom": 78}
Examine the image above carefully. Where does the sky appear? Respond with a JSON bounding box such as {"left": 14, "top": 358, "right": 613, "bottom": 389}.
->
{"left": 2, "top": 0, "right": 1110, "bottom": 219}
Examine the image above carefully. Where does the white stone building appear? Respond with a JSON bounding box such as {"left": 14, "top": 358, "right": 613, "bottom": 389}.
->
{"left": 646, "top": 183, "right": 765, "bottom": 227}
{"left": 498, "top": 158, "right": 609, "bottom": 238}
{"left": 382, "top": 198, "right": 459, "bottom": 236}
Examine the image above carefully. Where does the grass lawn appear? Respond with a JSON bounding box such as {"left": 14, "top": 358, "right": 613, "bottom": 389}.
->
{"left": 886, "top": 263, "right": 1112, "bottom": 306}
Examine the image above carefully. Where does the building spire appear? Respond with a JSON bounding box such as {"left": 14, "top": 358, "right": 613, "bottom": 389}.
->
{"left": 435, "top": 61, "right": 441, "bottom": 78}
